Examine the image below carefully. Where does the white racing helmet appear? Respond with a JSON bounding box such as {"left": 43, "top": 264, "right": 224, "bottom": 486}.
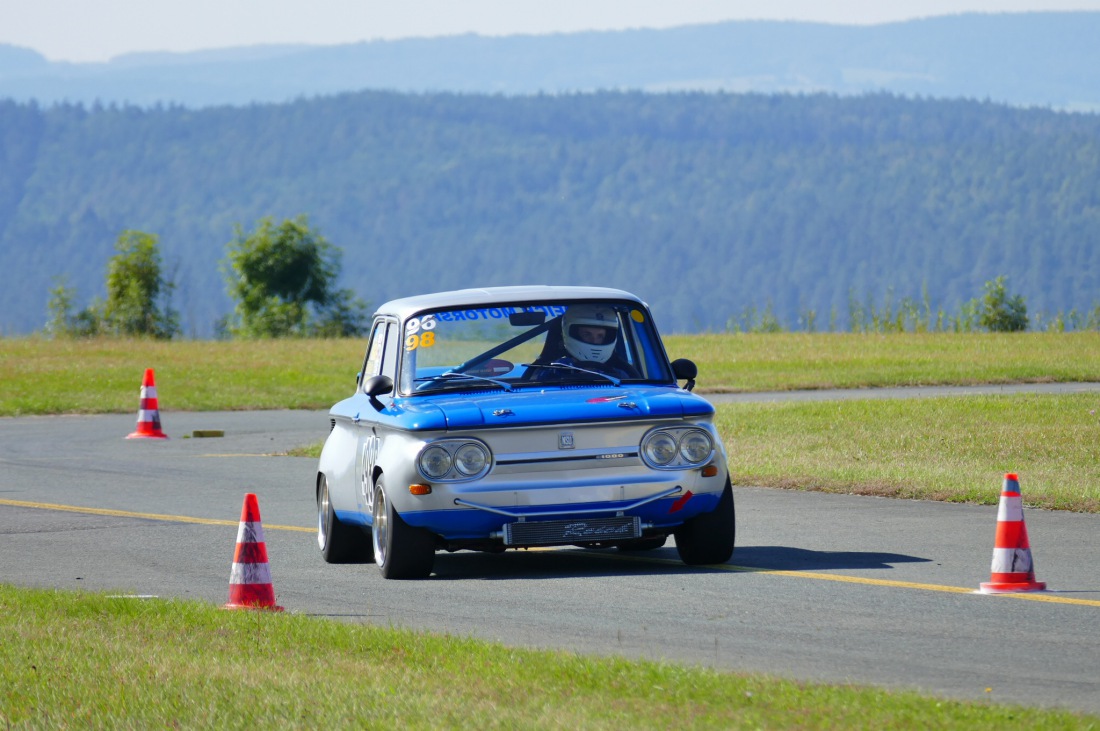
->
{"left": 562, "top": 304, "right": 620, "bottom": 363}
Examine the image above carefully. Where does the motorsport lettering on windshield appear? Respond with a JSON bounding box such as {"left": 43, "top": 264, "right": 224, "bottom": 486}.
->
{"left": 433, "top": 305, "right": 568, "bottom": 322}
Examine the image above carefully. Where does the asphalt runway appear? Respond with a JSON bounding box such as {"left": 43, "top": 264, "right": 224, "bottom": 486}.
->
{"left": 2, "top": 404, "right": 1099, "bottom": 714}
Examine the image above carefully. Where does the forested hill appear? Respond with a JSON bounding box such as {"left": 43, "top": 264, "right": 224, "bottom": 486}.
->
{"left": 1, "top": 91, "right": 1098, "bottom": 336}
{"left": 2, "top": 12, "right": 1100, "bottom": 111}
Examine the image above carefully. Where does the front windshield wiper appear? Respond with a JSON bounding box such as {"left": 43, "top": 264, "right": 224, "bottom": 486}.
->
{"left": 520, "top": 362, "right": 621, "bottom": 386}
{"left": 414, "top": 371, "right": 514, "bottom": 392}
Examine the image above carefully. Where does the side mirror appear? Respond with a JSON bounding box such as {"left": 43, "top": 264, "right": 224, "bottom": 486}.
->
{"left": 671, "top": 358, "right": 697, "bottom": 392}
{"left": 363, "top": 374, "right": 394, "bottom": 410}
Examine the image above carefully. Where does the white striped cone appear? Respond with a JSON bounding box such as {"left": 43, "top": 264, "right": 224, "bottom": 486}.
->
{"left": 979, "top": 473, "right": 1046, "bottom": 594}
{"left": 224, "top": 493, "right": 283, "bottom": 611}
{"left": 125, "top": 368, "right": 168, "bottom": 439}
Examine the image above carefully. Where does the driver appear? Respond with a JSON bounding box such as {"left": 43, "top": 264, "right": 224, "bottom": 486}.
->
{"left": 531, "top": 304, "right": 637, "bottom": 380}
{"left": 563, "top": 304, "right": 620, "bottom": 363}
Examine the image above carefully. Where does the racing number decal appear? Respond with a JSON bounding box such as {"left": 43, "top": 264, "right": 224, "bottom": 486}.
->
{"left": 359, "top": 434, "right": 381, "bottom": 512}
{"left": 405, "top": 315, "right": 437, "bottom": 351}
{"left": 405, "top": 331, "right": 435, "bottom": 351}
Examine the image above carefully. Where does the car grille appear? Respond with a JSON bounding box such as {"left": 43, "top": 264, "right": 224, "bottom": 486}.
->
{"left": 503, "top": 516, "right": 641, "bottom": 546}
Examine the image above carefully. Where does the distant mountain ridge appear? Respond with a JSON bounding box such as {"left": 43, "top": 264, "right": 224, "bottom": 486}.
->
{"left": 2, "top": 12, "right": 1099, "bottom": 111}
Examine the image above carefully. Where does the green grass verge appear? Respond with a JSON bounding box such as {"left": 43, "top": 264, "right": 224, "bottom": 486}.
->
{"left": 664, "top": 332, "right": 1100, "bottom": 392}
{"left": 2, "top": 586, "right": 1093, "bottom": 730}
{"left": 716, "top": 394, "right": 1100, "bottom": 511}
{"left": 3, "top": 333, "right": 1098, "bottom": 416}
{"left": 0, "top": 337, "right": 362, "bottom": 415}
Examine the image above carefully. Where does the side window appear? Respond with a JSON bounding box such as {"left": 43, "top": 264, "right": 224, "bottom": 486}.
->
{"left": 380, "top": 321, "right": 399, "bottom": 382}
{"left": 361, "top": 321, "right": 386, "bottom": 389}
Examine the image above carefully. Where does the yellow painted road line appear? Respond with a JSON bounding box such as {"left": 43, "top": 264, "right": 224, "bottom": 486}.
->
{"left": 0, "top": 498, "right": 313, "bottom": 533}
{"left": 4, "top": 497, "right": 1099, "bottom": 606}
{"left": 590, "top": 551, "right": 1100, "bottom": 607}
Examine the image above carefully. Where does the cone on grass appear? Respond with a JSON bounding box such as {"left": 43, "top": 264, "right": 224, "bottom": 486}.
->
{"left": 979, "top": 473, "right": 1047, "bottom": 594}
{"left": 224, "top": 493, "right": 284, "bottom": 611}
{"left": 125, "top": 368, "right": 168, "bottom": 439}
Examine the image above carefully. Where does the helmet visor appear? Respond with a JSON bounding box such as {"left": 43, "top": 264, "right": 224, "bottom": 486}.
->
{"left": 568, "top": 323, "right": 618, "bottom": 346}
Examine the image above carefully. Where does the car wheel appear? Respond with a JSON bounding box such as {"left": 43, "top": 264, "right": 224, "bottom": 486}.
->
{"left": 372, "top": 478, "right": 435, "bottom": 579}
{"left": 317, "top": 474, "right": 372, "bottom": 563}
{"left": 673, "top": 478, "right": 735, "bottom": 565}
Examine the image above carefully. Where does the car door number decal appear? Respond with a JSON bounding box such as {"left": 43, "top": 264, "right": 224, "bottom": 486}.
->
{"left": 359, "top": 434, "right": 381, "bottom": 512}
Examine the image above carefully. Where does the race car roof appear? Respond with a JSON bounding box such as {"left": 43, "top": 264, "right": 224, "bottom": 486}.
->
{"left": 374, "top": 285, "right": 645, "bottom": 321}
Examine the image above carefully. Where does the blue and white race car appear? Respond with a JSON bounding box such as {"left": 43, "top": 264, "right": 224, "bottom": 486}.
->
{"left": 316, "top": 286, "right": 735, "bottom": 579}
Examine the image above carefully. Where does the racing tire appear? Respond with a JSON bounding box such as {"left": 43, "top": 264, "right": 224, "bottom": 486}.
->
{"left": 317, "top": 474, "right": 373, "bottom": 563}
{"left": 372, "top": 478, "right": 435, "bottom": 579}
{"left": 673, "top": 478, "right": 735, "bottom": 566}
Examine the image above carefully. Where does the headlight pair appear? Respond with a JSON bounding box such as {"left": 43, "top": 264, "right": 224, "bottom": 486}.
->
{"left": 417, "top": 439, "right": 491, "bottom": 481}
{"left": 641, "top": 427, "right": 714, "bottom": 470}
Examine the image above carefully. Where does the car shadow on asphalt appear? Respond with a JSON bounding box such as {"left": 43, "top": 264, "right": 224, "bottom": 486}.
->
{"left": 427, "top": 547, "right": 671, "bottom": 580}
{"left": 728, "top": 545, "right": 932, "bottom": 572}
{"left": 426, "top": 544, "right": 930, "bottom": 580}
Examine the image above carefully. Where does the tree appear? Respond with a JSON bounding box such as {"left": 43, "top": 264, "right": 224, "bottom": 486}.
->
{"left": 978, "top": 276, "right": 1028, "bottom": 332}
{"left": 222, "top": 216, "right": 367, "bottom": 338}
{"left": 45, "top": 275, "right": 101, "bottom": 337}
{"left": 43, "top": 232, "right": 177, "bottom": 339}
{"left": 314, "top": 288, "right": 370, "bottom": 338}
{"left": 45, "top": 275, "right": 78, "bottom": 337}
{"left": 102, "top": 230, "right": 179, "bottom": 338}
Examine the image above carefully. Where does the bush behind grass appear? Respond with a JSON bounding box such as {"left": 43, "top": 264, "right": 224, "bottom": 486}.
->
{"left": 2, "top": 586, "right": 1094, "bottom": 729}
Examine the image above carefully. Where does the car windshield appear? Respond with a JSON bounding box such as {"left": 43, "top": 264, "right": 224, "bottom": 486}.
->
{"left": 399, "top": 300, "right": 673, "bottom": 394}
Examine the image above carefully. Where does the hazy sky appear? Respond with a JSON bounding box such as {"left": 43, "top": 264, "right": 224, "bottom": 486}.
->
{"left": 4, "top": 0, "right": 1100, "bottom": 63}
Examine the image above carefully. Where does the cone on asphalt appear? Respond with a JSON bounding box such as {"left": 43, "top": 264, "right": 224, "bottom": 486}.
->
{"left": 979, "top": 473, "right": 1047, "bottom": 594}
{"left": 224, "top": 493, "right": 284, "bottom": 611}
{"left": 125, "top": 368, "right": 168, "bottom": 439}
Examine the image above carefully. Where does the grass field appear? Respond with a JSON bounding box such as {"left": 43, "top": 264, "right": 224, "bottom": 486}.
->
{"left": 2, "top": 586, "right": 1095, "bottom": 729}
{"left": 2, "top": 332, "right": 1098, "bottom": 415}
{"left": 663, "top": 331, "right": 1100, "bottom": 392}
{"left": 717, "top": 393, "right": 1100, "bottom": 511}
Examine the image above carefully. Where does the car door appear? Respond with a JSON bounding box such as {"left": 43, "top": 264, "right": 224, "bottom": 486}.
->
{"left": 355, "top": 317, "right": 399, "bottom": 516}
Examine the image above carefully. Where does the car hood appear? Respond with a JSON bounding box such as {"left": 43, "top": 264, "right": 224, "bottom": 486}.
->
{"left": 397, "top": 385, "right": 714, "bottom": 431}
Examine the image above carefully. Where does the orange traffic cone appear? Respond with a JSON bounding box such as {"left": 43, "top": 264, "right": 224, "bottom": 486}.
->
{"left": 125, "top": 368, "right": 168, "bottom": 439}
{"left": 224, "top": 493, "right": 284, "bottom": 611}
{"left": 979, "top": 473, "right": 1047, "bottom": 594}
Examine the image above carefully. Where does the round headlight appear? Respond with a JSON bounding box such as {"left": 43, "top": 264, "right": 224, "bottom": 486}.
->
{"left": 679, "top": 430, "right": 713, "bottom": 464}
{"left": 419, "top": 445, "right": 453, "bottom": 479}
{"left": 644, "top": 432, "right": 678, "bottom": 466}
{"left": 454, "top": 443, "right": 488, "bottom": 476}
